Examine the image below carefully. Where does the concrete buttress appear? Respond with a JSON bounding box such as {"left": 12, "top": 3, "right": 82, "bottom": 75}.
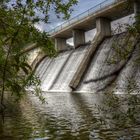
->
{"left": 69, "top": 17, "right": 111, "bottom": 90}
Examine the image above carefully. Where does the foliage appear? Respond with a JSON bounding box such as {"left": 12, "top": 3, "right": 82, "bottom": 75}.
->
{"left": 0, "top": 0, "right": 78, "bottom": 110}
{"left": 96, "top": 93, "right": 140, "bottom": 129}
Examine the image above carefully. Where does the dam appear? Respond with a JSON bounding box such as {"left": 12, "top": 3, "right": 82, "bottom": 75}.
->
{"left": 31, "top": 0, "right": 140, "bottom": 93}
{"left": 1, "top": 1, "right": 140, "bottom": 140}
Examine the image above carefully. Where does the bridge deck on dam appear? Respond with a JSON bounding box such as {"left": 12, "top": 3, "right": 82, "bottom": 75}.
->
{"left": 49, "top": 0, "right": 133, "bottom": 38}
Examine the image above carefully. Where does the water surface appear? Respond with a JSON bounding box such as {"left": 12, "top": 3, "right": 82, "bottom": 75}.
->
{"left": 0, "top": 92, "right": 140, "bottom": 140}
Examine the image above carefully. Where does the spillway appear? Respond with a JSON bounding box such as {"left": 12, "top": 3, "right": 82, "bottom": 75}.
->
{"left": 35, "top": 32, "right": 140, "bottom": 93}
{"left": 77, "top": 33, "right": 139, "bottom": 93}
{"left": 114, "top": 41, "right": 140, "bottom": 94}
{"left": 35, "top": 45, "right": 89, "bottom": 92}
{"left": 35, "top": 51, "right": 73, "bottom": 91}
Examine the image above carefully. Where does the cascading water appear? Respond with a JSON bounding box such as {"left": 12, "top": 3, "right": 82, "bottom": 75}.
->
{"left": 35, "top": 57, "right": 52, "bottom": 80}
{"left": 35, "top": 32, "right": 139, "bottom": 93}
{"left": 114, "top": 42, "right": 140, "bottom": 94}
{"left": 35, "top": 51, "right": 73, "bottom": 91}
{"left": 77, "top": 33, "right": 138, "bottom": 93}
{"left": 50, "top": 45, "right": 89, "bottom": 92}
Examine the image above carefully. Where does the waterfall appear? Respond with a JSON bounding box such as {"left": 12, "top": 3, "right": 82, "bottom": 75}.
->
{"left": 77, "top": 33, "right": 139, "bottom": 93}
{"left": 50, "top": 45, "right": 88, "bottom": 92}
{"left": 35, "top": 32, "right": 139, "bottom": 93}
{"left": 114, "top": 43, "right": 140, "bottom": 94}
{"left": 77, "top": 34, "right": 121, "bottom": 92}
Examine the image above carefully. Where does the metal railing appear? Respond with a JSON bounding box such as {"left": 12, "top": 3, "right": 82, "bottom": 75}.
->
{"left": 49, "top": 0, "right": 122, "bottom": 35}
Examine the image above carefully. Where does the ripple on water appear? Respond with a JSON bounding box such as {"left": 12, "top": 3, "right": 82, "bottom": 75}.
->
{"left": 0, "top": 93, "right": 140, "bottom": 140}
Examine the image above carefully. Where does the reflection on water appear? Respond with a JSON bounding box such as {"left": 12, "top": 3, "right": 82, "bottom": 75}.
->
{"left": 0, "top": 92, "right": 140, "bottom": 140}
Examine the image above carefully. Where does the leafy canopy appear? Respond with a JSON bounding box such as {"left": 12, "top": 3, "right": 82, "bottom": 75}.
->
{"left": 0, "top": 0, "right": 78, "bottom": 108}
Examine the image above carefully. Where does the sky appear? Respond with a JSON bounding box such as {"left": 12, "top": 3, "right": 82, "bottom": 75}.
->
{"left": 35, "top": 0, "right": 105, "bottom": 31}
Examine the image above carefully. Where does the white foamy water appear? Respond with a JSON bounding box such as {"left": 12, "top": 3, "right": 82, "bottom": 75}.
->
{"left": 35, "top": 33, "right": 139, "bottom": 93}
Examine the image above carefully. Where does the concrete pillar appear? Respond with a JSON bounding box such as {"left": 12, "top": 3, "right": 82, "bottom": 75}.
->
{"left": 134, "top": 0, "right": 140, "bottom": 23}
{"left": 69, "top": 17, "right": 111, "bottom": 90}
{"left": 55, "top": 37, "right": 67, "bottom": 52}
{"left": 96, "top": 17, "right": 111, "bottom": 37}
{"left": 73, "top": 29, "right": 85, "bottom": 48}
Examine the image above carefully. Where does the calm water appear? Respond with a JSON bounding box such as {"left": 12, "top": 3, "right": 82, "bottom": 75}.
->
{"left": 0, "top": 92, "right": 140, "bottom": 140}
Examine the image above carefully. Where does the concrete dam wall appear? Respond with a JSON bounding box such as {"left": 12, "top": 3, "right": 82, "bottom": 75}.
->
{"left": 32, "top": 0, "right": 140, "bottom": 93}
{"left": 35, "top": 32, "right": 140, "bottom": 93}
